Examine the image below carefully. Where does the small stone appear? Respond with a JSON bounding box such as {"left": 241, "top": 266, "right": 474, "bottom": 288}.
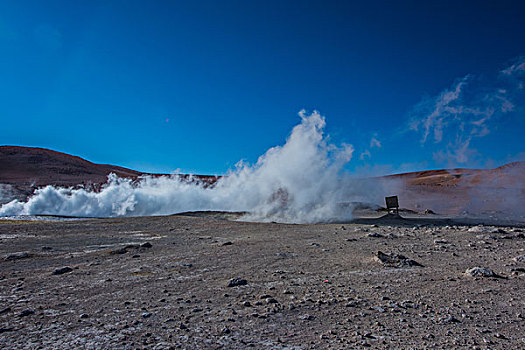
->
{"left": 79, "top": 313, "right": 89, "bottom": 319}
{"left": 227, "top": 278, "right": 247, "bottom": 287}
{"left": 140, "top": 242, "right": 152, "bottom": 248}
{"left": 221, "top": 241, "right": 233, "bottom": 246}
{"left": 368, "top": 232, "right": 384, "bottom": 238}
{"left": 109, "top": 247, "right": 127, "bottom": 255}
{"left": 18, "top": 309, "right": 35, "bottom": 317}
{"left": 490, "top": 228, "right": 507, "bottom": 234}
{"left": 52, "top": 266, "right": 73, "bottom": 275}
{"left": 376, "top": 251, "right": 423, "bottom": 267}
{"left": 299, "top": 314, "right": 314, "bottom": 320}
{"left": 220, "top": 327, "right": 231, "bottom": 335}
{"left": 465, "top": 267, "right": 496, "bottom": 277}
{"left": 141, "top": 312, "right": 152, "bottom": 318}
{"left": 468, "top": 226, "right": 487, "bottom": 233}
{"left": 179, "top": 322, "right": 188, "bottom": 330}
{"left": 5, "top": 252, "right": 31, "bottom": 261}
{"left": 441, "top": 315, "right": 461, "bottom": 323}
{"left": 266, "top": 298, "right": 278, "bottom": 304}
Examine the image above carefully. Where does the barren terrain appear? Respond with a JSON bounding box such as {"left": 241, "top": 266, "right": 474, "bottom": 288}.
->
{"left": 1, "top": 213, "right": 524, "bottom": 349}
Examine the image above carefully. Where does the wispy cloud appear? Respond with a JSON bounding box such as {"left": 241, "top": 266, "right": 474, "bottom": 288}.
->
{"left": 501, "top": 56, "right": 525, "bottom": 77}
{"left": 409, "top": 57, "right": 524, "bottom": 166}
{"left": 370, "top": 136, "right": 381, "bottom": 148}
{"left": 359, "top": 149, "right": 371, "bottom": 160}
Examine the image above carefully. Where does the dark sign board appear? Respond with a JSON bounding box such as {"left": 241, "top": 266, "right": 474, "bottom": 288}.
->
{"left": 385, "top": 196, "right": 399, "bottom": 210}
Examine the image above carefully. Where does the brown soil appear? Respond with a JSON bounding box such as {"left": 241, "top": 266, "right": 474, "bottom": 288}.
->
{"left": 0, "top": 213, "right": 524, "bottom": 349}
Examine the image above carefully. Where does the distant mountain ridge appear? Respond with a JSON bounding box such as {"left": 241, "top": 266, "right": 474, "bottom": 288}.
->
{"left": 0, "top": 146, "right": 217, "bottom": 202}
{"left": 386, "top": 161, "right": 525, "bottom": 188}
{"left": 0, "top": 146, "right": 143, "bottom": 187}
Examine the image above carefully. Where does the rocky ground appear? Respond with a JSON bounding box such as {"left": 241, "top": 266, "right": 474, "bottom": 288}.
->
{"left": 0, "top": 213, "right": 524, "bottom": 349}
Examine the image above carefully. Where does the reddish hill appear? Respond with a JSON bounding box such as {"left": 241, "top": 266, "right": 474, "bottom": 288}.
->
{"left": 0, "top": 146, "right": 144, "bottom": 187}
{"left": 0, "top": 146, "right": 217, "bottom": 201}
{"left": 385, "top": 162, "right": 525, "bottom": 217}
{"left": 386, "top": 161, "right": 525, "bottom": 188}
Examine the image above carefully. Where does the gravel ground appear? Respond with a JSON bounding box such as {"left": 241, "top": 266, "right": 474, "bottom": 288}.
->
{"left": 0, "top": 213, "right": 524, "bottom": 349}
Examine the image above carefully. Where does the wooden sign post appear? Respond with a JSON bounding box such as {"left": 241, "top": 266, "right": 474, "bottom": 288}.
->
{"left": 385, "top": 196, "right": 399, "bottom": 214}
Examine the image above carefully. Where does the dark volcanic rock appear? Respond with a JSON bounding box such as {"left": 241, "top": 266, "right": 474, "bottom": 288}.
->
{"left": 5, "top": 252, "right": 31, "bottom": 261}
{"left": 376, "top": 251, "right": 424, "bottom": 267}
{"left": 227, "top": 278, "right": 248, "bottom": 287}
{"left": 465, "top": 267, "right": 497, "bottom": 277}
{"left": 18, "top": 309, "right": 35, "bottom": 317}
{"left": 52, "top": 266, "right": 73, "bottom": 275}
{"left": 109, "top": 247, "right": 128, "bottom": 255}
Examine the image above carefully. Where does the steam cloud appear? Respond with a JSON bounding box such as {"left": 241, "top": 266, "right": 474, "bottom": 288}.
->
{"left": 0, "top": 111, "right": 383, "bottom": 223}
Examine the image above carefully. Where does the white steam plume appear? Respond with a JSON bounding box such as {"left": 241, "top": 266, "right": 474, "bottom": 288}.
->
{"left": 0, "top": 111, "right": 365, "bottom": 223}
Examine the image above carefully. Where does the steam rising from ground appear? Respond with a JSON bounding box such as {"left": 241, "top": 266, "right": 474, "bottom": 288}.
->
{"left": 0, "top": 111, "right": 373, "bottom": 223}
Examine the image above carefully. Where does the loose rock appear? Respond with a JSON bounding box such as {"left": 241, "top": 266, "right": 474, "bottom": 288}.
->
{"left": 5, "top": 252, "right": 31, "bottom": 261}
{"left": 465, "top": 267, "right": 496, "bottom": 277}
{"left": 109, "top": 247, "right": 127, "bottom": 255}
{"left": 18, "top": 309, "right": 35, "bottom": 317}
{"left": 52, "top": 266, "right": 73, "bottom": 275}
{"left": 376, "top": 251, "right": 423, "bottom": 267}
{"left": 227, "top": 278, "right": 247, "bottom": 287}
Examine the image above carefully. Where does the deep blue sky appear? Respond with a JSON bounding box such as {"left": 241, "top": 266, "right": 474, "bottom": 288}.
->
{"left": 1, "top": 0, "right": 524, "bottom": 175}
